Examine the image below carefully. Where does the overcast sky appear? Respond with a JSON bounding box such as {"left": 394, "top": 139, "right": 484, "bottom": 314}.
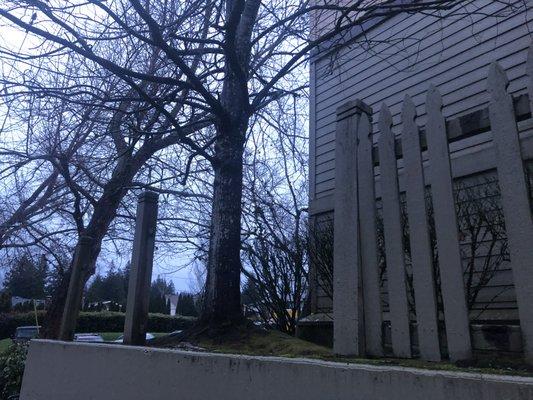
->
{"left": 0, "top": 23, "right": 199, "bottom": 294}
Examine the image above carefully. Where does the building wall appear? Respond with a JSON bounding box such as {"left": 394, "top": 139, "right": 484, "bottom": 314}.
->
{"left": 307, "top": 0, "right": 533, "bottom": 319}
{"left": 310, "top": 0, "right": 533, "bottom": 204}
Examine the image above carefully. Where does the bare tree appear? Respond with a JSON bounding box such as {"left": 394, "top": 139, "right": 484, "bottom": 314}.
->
{"left": 455, "top": 177, "right": 509, "bottom": 318}
{"left": 240, "top": 94, "right": 308, "bottom": 334}
{"left": 0, "top": 0, "right": 520, "bottom": 335}
{"left": 0, "top": 7, "right": 211, "bottom": 337}
{"left": 0, "top": 93, "right": 68, "bottom": 250}
{"left": 309, "top": 220, "right": 334, "bottom": 305}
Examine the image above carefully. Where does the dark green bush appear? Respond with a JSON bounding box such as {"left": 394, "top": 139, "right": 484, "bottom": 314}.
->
{"left": 0, "top": 312, "right": 45, "bottom": 340}
{"left": 0, "top": 311, "right": 195, "bottom": 339}
{"left": 75, "top": 312, "right": 195, "bottom": 333}
{"left": 0, "top": 341, "right": 28, "bottom": 399}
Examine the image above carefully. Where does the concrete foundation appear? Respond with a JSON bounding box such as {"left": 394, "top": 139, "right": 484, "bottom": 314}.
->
{"left": 21, "top": 340, "right": 533, "bottom": 400}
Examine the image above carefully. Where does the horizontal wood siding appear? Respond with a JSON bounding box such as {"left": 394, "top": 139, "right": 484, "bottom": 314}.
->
{"left": 311, "top": 169, "right": 527, "bottom": 320}
{"left": 312, "top": 0, "right": 533, "bottom": 199}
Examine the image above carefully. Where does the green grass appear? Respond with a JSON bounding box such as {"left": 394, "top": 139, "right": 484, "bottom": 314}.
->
{"left": 99, "top": 332, "right": 122, "bottom": 341}
{"left": 0, "top": 338, "right": 12, "bottom": 354}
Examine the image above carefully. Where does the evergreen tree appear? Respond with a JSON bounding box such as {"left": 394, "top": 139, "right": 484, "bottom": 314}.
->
{"left": 3, "top": 254, "right": 47, "bottom": 299}
{"left": 84, "top": 264, "right": 129, "bottom": 308}
{"left": 166, "top": 298, "right": 171, "bottom": 315}
{"left": 149, "top": 276, "right": 174, "bottom": 314}
{"left": 85, "top": 274, "right": 106, "bottom": 305}
{"left": 123, "top": 262, "right": 131, "bottom": 299}
{"left": 176, "top": 292, "right": 198, "bottom": 317}
{"left": 103, "top": 266, "right": 127, "bottom": 304}
{"left": 0, "top": 290, "right": 11, "bottom": 313}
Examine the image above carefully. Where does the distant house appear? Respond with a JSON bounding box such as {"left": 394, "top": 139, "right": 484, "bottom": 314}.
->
{"left": 85, "top": 300, "right": 122, "bottom": 312}
{"left": 304, "top": 0, "right": 533, "bottom": 351}
{"left": 11, "top": 296, "right": 45, "bottom": 308}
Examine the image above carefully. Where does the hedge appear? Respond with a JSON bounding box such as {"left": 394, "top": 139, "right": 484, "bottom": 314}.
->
{"left": 0, "top": 311, "right": 196, "bottom": 339}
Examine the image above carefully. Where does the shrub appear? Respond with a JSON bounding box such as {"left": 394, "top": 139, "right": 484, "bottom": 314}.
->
{"left": 75, "top": 312, "right": 195, "bottom": 333}
{"left": 0, "top": 311, "right": 195, "bottom": 339}
{"left": 0, "top": 312, "right": 45, "bottom": 340}
{"left": 0, "top": 291, "right": 11, "bottom": 313}
{"left": 0, "top": 342, "right": 28, "bottom": 398}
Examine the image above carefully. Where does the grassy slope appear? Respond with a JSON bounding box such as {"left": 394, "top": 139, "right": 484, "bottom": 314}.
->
{"left": 154, "top": 325, "right": 533, "bottom": 377}
{"left": 197, "top": 328, "right": 331, "bottom": 359}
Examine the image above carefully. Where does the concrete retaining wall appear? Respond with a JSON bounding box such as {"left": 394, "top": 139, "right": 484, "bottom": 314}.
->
{"left": 21, "top": 340, "right": 533, "bottom": 400}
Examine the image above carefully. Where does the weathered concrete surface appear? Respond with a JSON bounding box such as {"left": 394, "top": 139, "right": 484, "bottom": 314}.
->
{"left": 489, "top": 61, "right": 533, "bottom": 363}
{"left": 378, "top": 103, "right": 411, "bottom": 359}
{"left": 333, "top": 100, "right": 366, "bottom": 356}
{"left": 21, "top": 340, "right": 533, "bottom": 400}
{"left": 426, "top": 86, "right": 472, "bottom": 361}
{"left": 401, "top": 95, "right": 441, "bottom": 362}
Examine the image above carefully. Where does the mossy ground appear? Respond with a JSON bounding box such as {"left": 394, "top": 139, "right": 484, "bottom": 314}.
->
{"left": 151, "top": 321, "right": 533, "bottom": 377}
{"left": 195, "top": 326, "right": 331, "bottom": 358}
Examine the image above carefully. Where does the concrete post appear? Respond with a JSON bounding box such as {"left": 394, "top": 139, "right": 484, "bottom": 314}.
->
{"left": 378, "top": 103, "right": 412, "bottom": 358}
{"left": 123, "top": 191, "right": 159, "bottom": 346}
{"left": 356, "top": 109, "right": 384, "bottom": 357}
{"left": 333, "top": 100, "right": 370, "bottom": 356}
{"left": 426, "top": 85, "right": 472, "bottom": 361}
{"left": 489, "top": 62, "right": 533, "bottom": 363}
{"left": 401, "top": 95, "right": 441, "bottom": 361}
{"left": 59, "top": 235, "right": 94, "bottom": 341}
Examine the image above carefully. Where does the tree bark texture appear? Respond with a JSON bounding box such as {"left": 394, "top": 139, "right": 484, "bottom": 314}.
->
{"left": 202, "top": 129, "right": 245, "bottom": 325}
{"left": 42, "top": 156, "right": 142, "bottom": 339}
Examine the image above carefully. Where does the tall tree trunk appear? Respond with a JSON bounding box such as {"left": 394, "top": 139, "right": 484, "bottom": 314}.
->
{"left": 42, "top": 157, "right": 141, "bottom": 339}
{"left": 41, "top": 237, "right": 101, "bottom": 338}
{"left": 41, "top": 269, "right": 70, "bottom": 338}
{"left": 202, "top": 128, "right": 245, "bottom": 326}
